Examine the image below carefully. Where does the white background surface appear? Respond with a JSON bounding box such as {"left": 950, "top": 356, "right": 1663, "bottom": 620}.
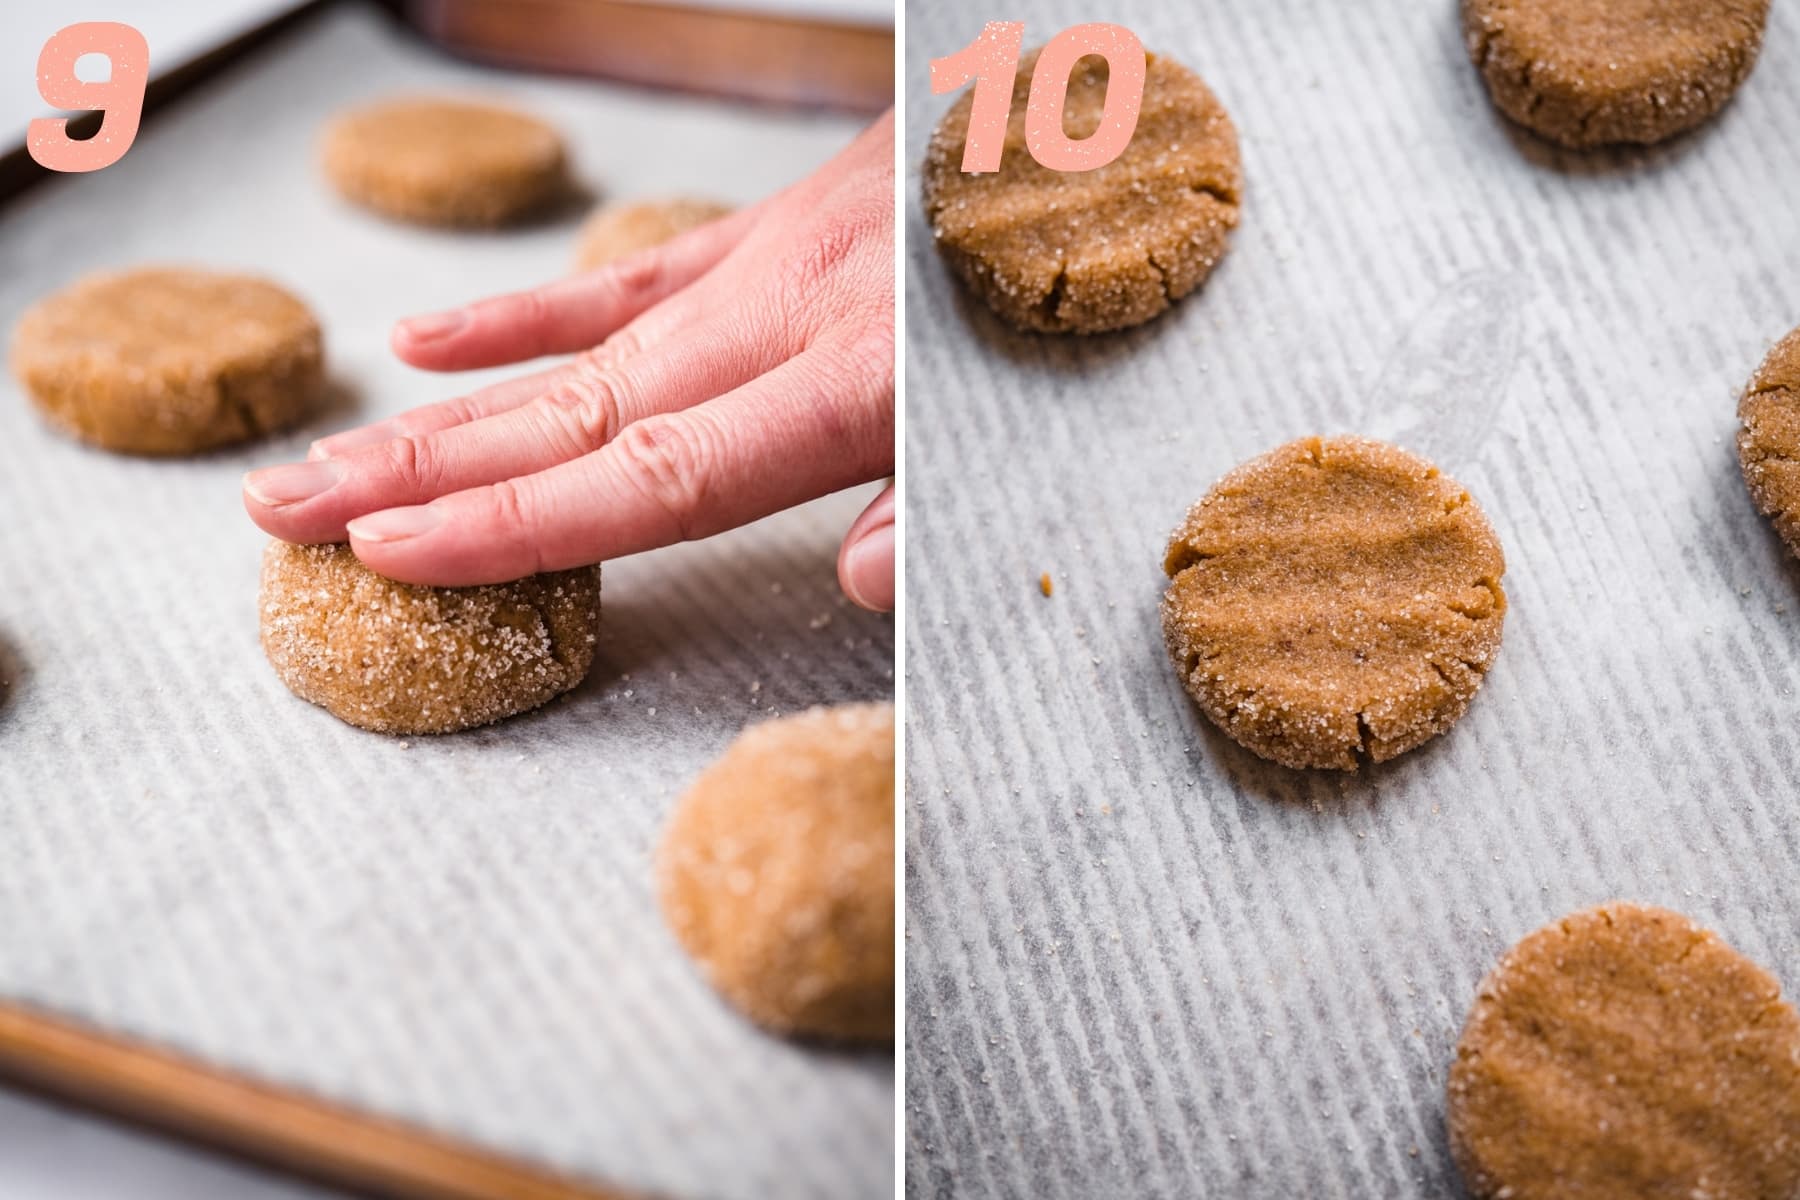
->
{"left": 904, "top": 1, "right": 1800, "bottom": 1196}
{"left": 0, "top": 4, "right": 892, "bottom": 1198}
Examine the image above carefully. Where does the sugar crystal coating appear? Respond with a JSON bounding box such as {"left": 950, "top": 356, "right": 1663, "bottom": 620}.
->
{"left": 1161, "top": 436, "right": 1506, "bottom": 771}
{"left": 1737, "top": 326, "right": 1800, "bottom": 558}
{"left": 1448, "top": 903, "right": 1800, "bottom": 1199}
{"left": 1463, "top": 0, "right": 1769, "bottom": 148}
{"left": 259, "top": 541, "right": 600, "bottom": 735}
{"left": 657, "top": 702, "right": 895, "bottom": 1041}
{"left": 923, "top": 47, "right": 1241, "bottom": 334}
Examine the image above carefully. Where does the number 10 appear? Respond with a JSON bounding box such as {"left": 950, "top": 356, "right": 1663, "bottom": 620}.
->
{"left": 929, "top": 22, "right": 1146, "bottom": 175}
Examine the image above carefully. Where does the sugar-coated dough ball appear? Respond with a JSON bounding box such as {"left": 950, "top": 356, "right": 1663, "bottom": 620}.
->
{"left": 573, "top": 198, "right": 732, "bottom": 271}
{"left": 1449, "top": 902, "right": 1800, "bottom": 1200}
{"left": 321, "top": 97, "right": 567, "bottom": 227}
{"left": 1162, "top": 436, "right": 1506, "bottom": 770}
{"left": 11, "top": 267, "right": 323, "bottom": 456}
{"left": 259, "top": 541, "right": 600, "bottom": 735}
{"left": 658, "top": 702, "right": 895, "bottom": 1041}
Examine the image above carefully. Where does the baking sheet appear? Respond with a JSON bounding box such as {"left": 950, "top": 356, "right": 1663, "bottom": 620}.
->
{"left": 903, "top": 1, "right": 1800, "bottom": 1195}
{"left": 0, "top": 5, "right": 893, "bottom": 1198}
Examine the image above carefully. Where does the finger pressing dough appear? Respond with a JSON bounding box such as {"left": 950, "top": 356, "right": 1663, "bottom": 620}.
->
{"left": 1449, "top": 902, "right": 1800, "bottom": 1200}
{"left": 923, "top": 47, "right": 1241, "bottom": 335}
{"left": 573, "top": 198, "right": 732, "bottom": 271}
{"left": 1462, "top": 0, "right": 1770, "bottom": 148}
{"left": 321, "top": 97, "right": 567, "bottom": 227}
{"left": 1161, "top": 436, "right": 1506, "bottom": 770}
{"left": 259, "top": 541, "right": 600, "bottom": 734}
{"left": 1737, "top": 325, "right": 1800, "bottom": 556}
{"left": 11, "top": 268, "right": 324, "bottom": 456}
{"left": 657, "top": 702, "right": 894, "bottom": 1041}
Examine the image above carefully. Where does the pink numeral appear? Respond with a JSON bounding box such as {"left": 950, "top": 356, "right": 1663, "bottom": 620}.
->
{"left": 27, "top": 22, "right": 150, "bottom": 173}
{"left": 929, "top": 21, "right": 1024, "bottom": 173}
{"left": 1025, "top": 24, "right": 1145, "bottom": 172}
{"left": 930, "top": 22, "right": 1146, "bottom": 175}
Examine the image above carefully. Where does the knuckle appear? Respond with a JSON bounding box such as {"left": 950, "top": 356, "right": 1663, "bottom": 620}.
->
{"left": 534, "top": 374, "right": 623, "bottom": 455}
{"left": 484, "top": 479, "right": 544, "bottom": 574}
{"left": 379, "top": 433, "right": 441, "bottom": 494}
{"left": 615, "top": 415, "right": 710, "bottom": 542}
{"left": 608, "top": 251, "right": 663, "bottom": 300}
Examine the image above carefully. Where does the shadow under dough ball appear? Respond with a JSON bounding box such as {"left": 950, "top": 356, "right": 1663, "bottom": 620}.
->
{"left": 1463, "top": 0, "right": 1770, "bottom": 148}
{"left": 10, "top": 267, "right": 323, "bottom": 456}
{"left": 657, "top": 703, "right": 895, "bottom": 1041}
{"left": 1448, "top": 903, "right": 1800, "bottom": 1200}
{"left": 573, "top": 198, "right": 733, "bottom": 272}
{"left": 923, "top": 47, "right": 1241, "bottom": 335}
{"left": 1737, "top": 325, "right": 1800, "bottom": 555}
{"left": 321, "top": 97, "right": 567, "bottom": 227}
{"left": 259, "top": 541, "right": 600, "bottom": 735}
{"left": 1161, "top": 436, "right": 1506, "bottom": 770}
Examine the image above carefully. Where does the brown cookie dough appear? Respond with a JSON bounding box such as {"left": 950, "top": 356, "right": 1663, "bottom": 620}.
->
{"left": 1161, "top": 436, "right": 1506, "bottom": 770}
{"left": 259, "top": 541, "right": 600, "bottom": 734}
{"left": 922, "top": 47, "right": 1241, "bottom": 335}
{"left": 1737, "top": 325, "right": 1800, "bottom": 556}
{"left": 1463, "top": 0, "right": 1770, "bottom": 149}
{"left": 321, "top": 97, "right": 567, "bottom": 227}
{"left": 1449, "top": 902, "right": 1800, "bottom": 1200}
{"left": 10, "top": 268, "right": 324, "bottom": 456}
{"left": 657, "top": 703, "right": 894, "bottom": 1041}
{"left": 573, "top": 198, "right": 732, "bottom": 271}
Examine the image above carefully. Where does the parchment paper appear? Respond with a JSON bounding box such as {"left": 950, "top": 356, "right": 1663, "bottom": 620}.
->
{"left": 903, "top": 1, "right": 1800, "bottom": 1195}
{"left": 0, "top": 6, "right": 893, "bottom": 1198}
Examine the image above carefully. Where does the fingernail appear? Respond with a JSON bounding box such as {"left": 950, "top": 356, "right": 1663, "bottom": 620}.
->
{"left": 311, "top": 421, "right": 400, "bottom": 460}
{"left": 349, "top": 505, "right": 442, "bottom": 543}
{"left": 243, "top": 459, "right": 342, "bottom": 506}
{"left": 401, "top": 309, "right": 467, "bottom": 341}
{"left": 841, "top": 522, "right": 895, "bottom": 612}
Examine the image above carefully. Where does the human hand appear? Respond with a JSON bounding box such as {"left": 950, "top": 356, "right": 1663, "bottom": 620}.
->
{"left": 244, "top": 112, "right": 896, "bottom": 611}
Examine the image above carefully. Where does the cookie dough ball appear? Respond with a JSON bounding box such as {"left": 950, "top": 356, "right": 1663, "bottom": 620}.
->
{"left": 1463, "top": 0, "right": 1770, "bottom": 148}
{"left": 1161, "top": 436, "right": 1506, "bottom": 770}
{"left": 573, "top": 198, "right": 732, "bottom": 271}
{"left": 657, "top": 703, "right": 894, "bottom": 1041}
{"left": 259, "top": 541, "right": 600, "bottom": 734}
{"left": 1737, "top": 325, "right": 1800, "bottom": 556}
{"left": 923, "top": 47, "right": 1241, "bottom": 335}
{"left": 321, "top": 97, "right": 567, "bottom": 227}
{"left": 10, "top": 268, "right": 323, "bottom": 456}
{"left": 1449, "top": 903, "right": 1800, "bottom": 1200}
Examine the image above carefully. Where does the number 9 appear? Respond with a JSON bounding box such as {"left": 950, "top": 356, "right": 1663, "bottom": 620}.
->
{"left": 27, "top": 22, "right": 150, "bottom": 174}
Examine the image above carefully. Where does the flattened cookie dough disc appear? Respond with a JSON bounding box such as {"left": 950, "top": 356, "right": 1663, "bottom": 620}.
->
{"left": 1449, "top": 903, "right": 1800, "bottom": 1200}
{"left": 1737, "top": 325, "right": 1800, "bottom": 555}
{"left": 1463, "top": 0, "right": 1770, "bottom": 148}
{"left": 573, "top": 198, "right": 732, "bottom": 271}
{"left": 657, "top": 703, "right": 895, "bottom": 1041}
{"left": 923, "top": 48, "right": 1241, "bottom": 335}
{"left": 259, "top": 541, "right": 600, "bottom": 734}
{"left": 1161, "top": 436, "right": 1506, "bottom": 770}
{"left": 10, "top": 268, "right": 324, "bottom": 456}
{"left": 321, "top": 97, "right": 567, "bottom": 227}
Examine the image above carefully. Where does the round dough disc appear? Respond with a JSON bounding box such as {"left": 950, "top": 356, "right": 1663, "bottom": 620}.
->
{"left": 1449, "top": 902, "right": 1800, "bottom": 1200}
{"left": 259, "top": 540, "right": 600, "bottom": 735}
{"left": 923, "top": 47, "right": 1241, "bottom": 335}
{"left": 1737, "top": 325, "right": 1800, "bottom": 556}
{"left": 657, "top": 702, "right": 895, "bottom": 1041}
{"left": 1161, "top": 436, "right": 1506, "bottom": 770}
{"left": 321, "top": 97, "right": 567, "bottom": 227}
{"left": 1462, "top": 0, "right": 1770, "bottom": 148}
{"left": 573, "top": 198, "right": 732, "bottom": 272}
{"left": 10, "top": 267, "right": 324, "bottom": 456}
